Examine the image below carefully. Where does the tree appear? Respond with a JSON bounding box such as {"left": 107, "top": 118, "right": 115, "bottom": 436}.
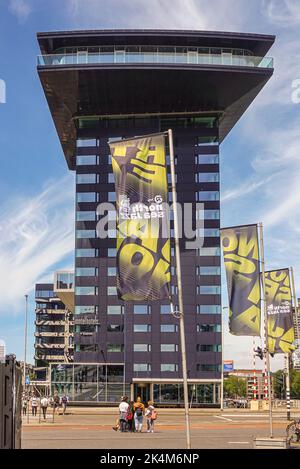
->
{"left": 224, "top": 375, "right": 247, "bottom": 398}
{"left": 273, "top": 370, "right": 285, "bottom": 399}
{"left": 290, "top": 370, "right": 300, "bottom": 399}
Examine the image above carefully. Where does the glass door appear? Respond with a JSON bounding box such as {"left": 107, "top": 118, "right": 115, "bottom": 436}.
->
{"left": 133, "top": 384, "right": 151, "bottom": 405}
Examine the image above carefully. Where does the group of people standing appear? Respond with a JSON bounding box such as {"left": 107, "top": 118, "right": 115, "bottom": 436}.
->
{"left": 22, "top": 392, "right": 69, "bottom": 419}
{"left": 114, "top": 396, "right": 157, "bottom": 433}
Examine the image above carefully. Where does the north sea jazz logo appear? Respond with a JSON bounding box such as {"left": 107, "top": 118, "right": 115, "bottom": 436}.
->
{"left": 0, "top": 79, "right": 6, "bottom": 104}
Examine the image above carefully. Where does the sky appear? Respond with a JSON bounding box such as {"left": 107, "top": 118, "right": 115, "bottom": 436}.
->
{"left": 0, "top": 0, "right": 300, "bottom": 371}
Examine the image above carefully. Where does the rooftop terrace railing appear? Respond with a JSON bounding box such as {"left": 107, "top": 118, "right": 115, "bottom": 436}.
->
{"left": 37, "top": 51, "right": 274, "bottom": 68}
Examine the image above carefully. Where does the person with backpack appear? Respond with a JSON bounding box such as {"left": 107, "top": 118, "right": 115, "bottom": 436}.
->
{"left": 145, "top": 400, "right": 157, "bottom": 433}
{"left": 61, "top": 394, "right": 69, "bottom": 415}
{"left": 126, "top": 401, "right": 135, "bottom": 433}
{"left": 133, "top": 396, "right": 145, "bottom": 432}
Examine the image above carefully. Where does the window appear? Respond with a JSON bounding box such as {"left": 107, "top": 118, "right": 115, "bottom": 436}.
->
{"left": 171, "top": 285, "right": 178, "bottom": 295}
{"left": 75, "top": 344, "right": 99, "bottom": 352}
{"left": 197, "top": 324, "right": 221, "bottom": 333}
{"left": 107, "top": 344, "right": 124, "bottom": 352}
{"left": 76, "top": 229, "right": 96, "bottom": 238}
{"left": 77, "top": 192, "right": 97, "bottom": 202}
{"left": 76, "top": 324, "right": 97, "bottom": 334}
{"left": 108, "top": 192, "right": 116, "bottom": 202}
{"left": 195, "top": 154, "right": 219, "bottom": 164}
{"left": 35, "top": 290, "right": 54, "bottom": 298}
{"left": 198, "top": 285, "right": 221, "bottom": 295}
{"left": 198, "top": 247, "right": 221, "bottom": 256}
{"left": 160, "top": 305, "right": 170, "bottom": 314}
{"left": 107, "top": 305, "right": 124, "bottom": 315}
{"left": 107, "top": 267, "right": 117, "bottom": 276}
{"left": 134, "top": 324, "right": 151, "bottom": 332}
{"left": 107, "top": 324, "right": 124, "bottom": 332}
{"left": 160, "top": 324, "right": 178, "bottom": 333}
{"left": 161, "top": 344, "right": 178, "bottom": 352}
{"left": 108, "top": 173, "right": 115, "bottom": 183}
{"left": 196, "top": 266, "right": 221, "bottom": 276}
{"left": 76, "top": 211, "right": 96, "bottom": 221}
{"left": 161, "top": 364, "right": 178, "bottom": 372}
{"left": 107, "top": 286, "right": 117, "bottom": 296}
{"left": 197, "top": 305, "right": 221, "bottom": 314}
{"left": 196, "top": 228, "right": 220, "bottom": 238}
{"left": 196, "top": 209, "right": 220, "bottom": 220}
{"left": 76, "top": 249, "right": 98, "bottom": 257}
{"left": 76, "top": 174, "right": 97, "bottom": 184}
{"left": 134, "top": 344, "right": 151, "bottom": 352}
{"left": 167, "top": 173, "right": 177, "bottom": 183}
{"left": 77, "top": 138, "right": 97, "bottom": 147}
{"left": 75, "top": 305, "right": 97, "bottom": 314}
{"left": 133, "top": 364, "right": 151, "bottom": 372}
{"left": 196, "top": 191, "right": 219, "bottom": 201}
{"left": 76, "top": 267, "right": 98, "bottom": 277}
{"left": 197, "top": 344, "right": 221, "bottom": 352}
{"left": 134, "top": 305, "right": 150, "bottom": 315}
{"left": 76, "top": 155, "right": 98, "bottom": 166}
{"left": 195, "top": 137, "right": 218, "bottom": 147}
{"left": 195, "top": 173, "right": 219, "bottom": 183}
{"left": 108, "top": 248, "right": 116, "bottom": 257}
{"left": 75, "top": 286, "right": 98, "bottom": 296}
{"left": 197, "top": 364, "right": 222, "bottom": 372}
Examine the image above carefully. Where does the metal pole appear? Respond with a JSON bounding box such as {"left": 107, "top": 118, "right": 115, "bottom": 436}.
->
{"left": 258, "top": 222, "right": 273, "bottom": 438}
{"left": 290, "top": 267, "right": 300, "bottom": 352}
{"left": 168, "top": 128, "right": 191, "bottom": 449}
{"left": 220, "top": 307, "right": 225, "bottom": 411}
{"left": 23, "top": 294, "right": 28, "bottom": 389}
{"left": 253, "top": 337, "right": 257, "bottom": 401}
{"left": 285, "top": 353, "right": 291, "bottom": 421}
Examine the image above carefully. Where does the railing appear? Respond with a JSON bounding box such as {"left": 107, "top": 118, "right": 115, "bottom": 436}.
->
{"left": 37, "top": 52, "right": 273, "bottom": 69}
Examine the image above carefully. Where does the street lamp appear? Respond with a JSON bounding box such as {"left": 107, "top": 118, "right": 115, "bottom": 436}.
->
{"left": 221, "top": 307, "right": 228, "bottom": 411}
{"left": 23, "top": 294, "right": 28, "bottom": 389}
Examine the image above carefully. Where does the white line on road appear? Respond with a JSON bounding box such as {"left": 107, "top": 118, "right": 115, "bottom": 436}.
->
{"left": 228, "top": 441, "right": 250, "bottom": 444}
{"left": 214, "top": 415, "right": 233, "bottom": 422}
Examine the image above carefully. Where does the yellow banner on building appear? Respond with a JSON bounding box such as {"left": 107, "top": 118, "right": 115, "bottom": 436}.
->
{"left": 221, "top": 224, "right": 261, "bottom": 336}
{"left": 265, "top": 268, "right": 295, "bottom": 354}
{"left": 109, "top": 133, "right": 170, "bottom": 301}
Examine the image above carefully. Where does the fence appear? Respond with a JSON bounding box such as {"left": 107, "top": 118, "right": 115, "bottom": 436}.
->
{"left": 0, "top": 355, "right": 22, "bottom": 449}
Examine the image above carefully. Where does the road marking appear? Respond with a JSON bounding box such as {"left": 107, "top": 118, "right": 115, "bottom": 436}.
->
{"left": 228, "top": 441, "right": 250, "bottom": 444}
{"left": 214, "top": 415, "right": 233, "bottom": 422}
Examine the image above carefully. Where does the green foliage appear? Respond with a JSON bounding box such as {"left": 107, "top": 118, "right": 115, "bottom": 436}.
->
{"left": 224, "top": 375, "right": 247, "bottom": 398}
{"left": 272, "top": 369, "right": 300, "bottom": 399}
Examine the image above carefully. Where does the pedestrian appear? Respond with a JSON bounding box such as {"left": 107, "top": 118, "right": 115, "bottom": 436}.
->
{"left": 31, "top": 394, "right": 38, "bottom": 417}
{"left": 118, "top": 396, "right": 129, "bottom": 432}
{"left": 22, "top": 395, "right": 28, "bottom": 416}
{"left": 133, "top": 396, "right": 145, "bottom": 432}
{"left": 112, "top": 396, "right": 124, "bottom": 431}
{"left": 145, "top": 400, "right": 157, "bottom": 433}
{"left": 40, "top": 396, "right": 49, "bottom": 420}
{"left": 126, "top": 401, "right": 135, "bottom": 433}
{"left": 53, "top": 392, "right": 60, "bottom": 415}
{"left": 61, "top": 394, "right": 69, "bottom": 415}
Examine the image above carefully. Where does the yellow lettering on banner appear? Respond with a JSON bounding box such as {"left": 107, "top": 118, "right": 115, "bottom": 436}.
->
{"left": 222, "top": 231, "right": 238, "bottom": 252}
{"left": 265, "top": 277, "right": 279, "bottom": 303}
{"left": 275, "top": 286, "right": 291, "bottom": 302}
{"left": 234, "top": 305, "right": 260, "bottom": 335}
{"left": 119, "top": 244, "right": 154, "bottom": 280}
{"left": 118, "top": 219, "right": 159, "bottom": 253}
{"left": 269, "top": 270, "right": 287, "bottom": 283}
{"left": 150, "top": 258, "right": 171, "bottom": 291}
{"left": 238, "top": 230, "right": 259, "bottom": 260}
{"left": 247, "top": 279, "right": 261, "bottom": 304}
{"left": 224, "top": 253, "right": 256, "bottom": 276}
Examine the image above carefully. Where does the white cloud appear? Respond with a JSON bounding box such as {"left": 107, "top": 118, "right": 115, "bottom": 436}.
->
{"left": 8, "top": 0, "right": 32, "bottom": 23}
{"left": 0, "top": 174, "right": 75, "bottom": 316}
{"left": 263, "top": 0, "right": 300, "bottom": 26}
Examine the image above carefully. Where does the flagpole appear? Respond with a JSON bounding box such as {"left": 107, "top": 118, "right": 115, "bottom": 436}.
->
{"left": 285, "top": 353, "right": 291, "bottom": 421}
{"left": 168, "top": 128, "right": 191, "bottom": 449}
{"left": 258, "top": 222, "right": 273, "bottom": 438}
{"left": 290, "top": 267, "right": 300, "bottom": 353}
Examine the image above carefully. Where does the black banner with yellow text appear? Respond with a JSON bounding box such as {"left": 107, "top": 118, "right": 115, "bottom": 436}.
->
{"left": 265, "top": 268, "right": 295, "bottom": 354}
{"left": 109, "top": 134, "right": 170, "bottom": 301}
{"left": 221, "top": 225, "right": 261, "bottom": 336}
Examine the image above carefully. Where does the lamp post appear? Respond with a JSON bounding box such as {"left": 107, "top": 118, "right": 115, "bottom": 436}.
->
{"left": 23, "top": 294, "right": 28, "bottom": 389}
{"left": 221, "top": 307, "right": 228, "bottom": 411}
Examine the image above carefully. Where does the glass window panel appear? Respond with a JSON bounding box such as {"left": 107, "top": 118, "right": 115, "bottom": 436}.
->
{"left": 198, "top": 266, "right": 221, "bottom": 275}
{"left": 133, "top": 344, "right": 151, "bottom": 352}
{"left": 107, "top": 305, "right": 123, "bottom": 315}
{"left": 160, "top": 324, "right": 178, "bottom": 332}
{"left": 161, "top": 344, "right": 178, "bottom": 352}
{"left": 76, "top": 155, "right": 97, "bottom": 166}
{"left": 107, "top": 344, "right": 124, "bottom": 352}
{"left": 133, "top": 364, "right": 151, "bottom": 372}
{"left": 76, "top": 174, "right": 96, "bottom": 184}
{"left": 161, "top": 364, "right": 178, "bottom": 372}
{"left": 76, "top": 267, "right": 97, "bottom": 277}
{"left": 198, "top": 286, "right": 221, "bottom": 294}
{"left": 197, "top": 305, "right": 221, "bottom": 314}
{"left": 196, "top": 191, "right": 219, "bottom": 201}
{"left": 75, "top": 286, "right": 97, "bottom": 296}
{"left": 134, "top": 324, "right": 151, "bottom": 332}
{"left": 77, "top": 192, "right": 96, "bottom": 202}
{"left": 107, "top": 365, "right": 124, "bottom": 382}
{"left": 108, "top": 192, "right": 116, "bottom": 202}
{"left": 76, "top": 211, "right": 96, "bottom": 221}
{"left": 107, "top": 286, "right": 117, "bottom": 296}
{"left": 107, "top": 324, "right": 124, "bottom": 332}
{"left": 196, "top": 173, "right": 219, "bottom": 182}
{"left": 133, "top": 305, "right": 149, "bottom": 314}
{"left": 160, "top": 305, "right": 170, "bottom": 314}
{"left": 76, "top": 249, "right": 97, "bottom": 258}
{"left": 108, "top": 248, "right": 116, "bottom": 257}
{"left": 198, "top": 247, "right": 221, "bottom": 256}
{"left": 195, "top": 154, "right": 219, "bottom": 164}
{"left": 76, "top": 230, "right": 96, "bottom": 238}
{"left": 77, "top": 138, "right": 97, "bottom": 147}
{"left": 107, "top": 267, "right": 117, "bottom": 276}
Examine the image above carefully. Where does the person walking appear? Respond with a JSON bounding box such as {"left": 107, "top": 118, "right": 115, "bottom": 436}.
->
{"left": 40, "top": 396, "right": 49, "bottom": 420}
{"left": 133, "top": 396, "right": 145, "bottom": 433}
{"left": 53, "top": 392, "right": 60, "bottom": 415}
{"left": 61, "top": 394, "right": 69, "bottom": 415}
{"left": 126, "top": 401, "right": 135, "bottom": 433}
{"left": 31, "top": 394, "right": 38, "bottom": 417}
{"left": 119, "top": 396, "right": 129, "bottom": 432}
{"left": 22, "top": 395, "right": 28, "bottom": 416}
{"left": 145, "top": 400, "right": 157, "bottom": 433}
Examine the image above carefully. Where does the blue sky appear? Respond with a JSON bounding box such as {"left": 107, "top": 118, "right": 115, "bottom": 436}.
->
{"left": 0, "top": 0, "right": 300, "bottom": 370}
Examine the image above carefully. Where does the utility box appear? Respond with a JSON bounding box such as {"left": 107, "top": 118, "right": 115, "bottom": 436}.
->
{"left": 250, "top": 400, "right": 261, "bottom": 411}
{"left": 0, "top": 355, "right": 22, "bottom": 449}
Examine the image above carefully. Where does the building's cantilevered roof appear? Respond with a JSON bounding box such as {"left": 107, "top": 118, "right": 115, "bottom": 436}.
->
{"left": 37, "top": 30, "right": 275, "bottom": 169}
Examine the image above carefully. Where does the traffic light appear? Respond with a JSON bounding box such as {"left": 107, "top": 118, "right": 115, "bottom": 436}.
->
{"left": 254, "top": 347, "right": 263, "bottom": 360}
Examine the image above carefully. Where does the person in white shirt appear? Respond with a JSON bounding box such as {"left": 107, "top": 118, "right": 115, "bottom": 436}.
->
{"left": 40, "top": 396, "right": 49, "bottom": 420}
{"left": 31, "top": 394, "right": 38, "bottom": 417}
{"left": 118, "top": 396, "right": 129, "bottom": 432}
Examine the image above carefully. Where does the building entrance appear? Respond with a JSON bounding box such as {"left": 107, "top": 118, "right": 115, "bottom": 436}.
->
{"left": 133, "top": 383, "right": 151, "bottom": 405}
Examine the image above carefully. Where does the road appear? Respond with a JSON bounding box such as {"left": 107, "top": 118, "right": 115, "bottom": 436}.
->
{"left": 21, "top": 408, "right": 300, "bottom": 449}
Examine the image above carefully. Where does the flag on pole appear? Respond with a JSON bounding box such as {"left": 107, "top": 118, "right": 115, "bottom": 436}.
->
{"left": 221, "top": 224, "right": 261, "bottom": 336}
{"left": 265, "top": 268, "right": 295, "bottom": 354}
{"left": 108, "top": 133, "right": 170, "bottom": 301}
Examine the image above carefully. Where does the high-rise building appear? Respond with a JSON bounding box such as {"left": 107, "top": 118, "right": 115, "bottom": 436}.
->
{"left": 0, "top": 340, "right": 6, "bottom": 363}
{"left": 34, "top": 272, "right": 74, "bottom": 368}
{"left": 37, "top": 29, "right": 274, "bottom": 405}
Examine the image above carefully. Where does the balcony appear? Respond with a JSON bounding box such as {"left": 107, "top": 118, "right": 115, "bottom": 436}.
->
{"left": 37, "top": 50, "right": 273, "bottom": 69}
{"left": 54, "top": 271, "right": 74, "bottom": 313}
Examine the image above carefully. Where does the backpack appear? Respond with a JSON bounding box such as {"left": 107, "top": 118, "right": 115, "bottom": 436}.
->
{"left": 126, "top": 411, "right": 133, "bottom": 421}
{"left": 135, "top": 407, "right": 143, "bottom": 417}
{"left": 151, "top": 410, "right": 158, "bottom": 420}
